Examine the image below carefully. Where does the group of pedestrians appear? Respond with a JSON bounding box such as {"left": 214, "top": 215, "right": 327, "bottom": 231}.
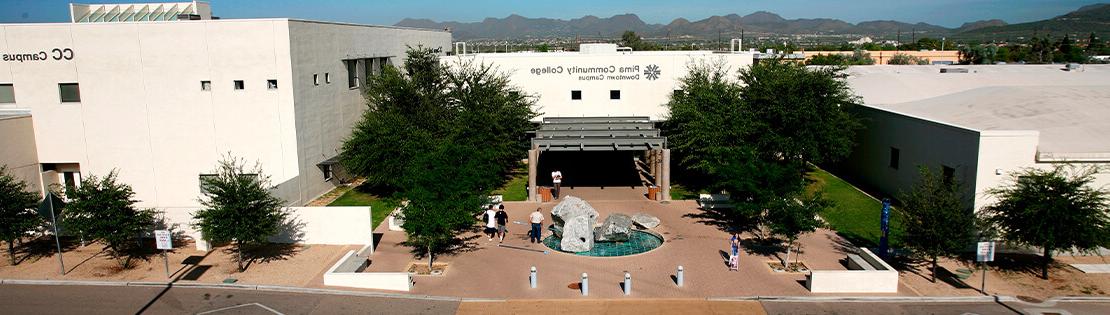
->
{"left": 481, "top": 204, "right": 547, "bottom": 244}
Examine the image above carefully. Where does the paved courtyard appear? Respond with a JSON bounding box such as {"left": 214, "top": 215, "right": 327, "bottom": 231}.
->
{"left": 359, "top": 187, "right": 910, "bottom": 299}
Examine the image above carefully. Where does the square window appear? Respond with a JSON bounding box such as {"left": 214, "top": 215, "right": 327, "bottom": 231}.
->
{"left": 674, "top": 89, "right": 683, "bottom": 96}
{"left": 0, "top": 84, "right": 14, "bottom": 103}
{"left": 267, "top": 79, "right": 278, "bottom": 90}
{"left": 233, "top": 80, "right": 245, "bottom": 90}
{"left": 325, "top": 73, "right": 331, "bottom": 84}
{"left": 942, "top": 165, "right": 955, "bottom": 184}
{"left": 313, "top": 74, "right": 319, "bottom": 86}
{"left": 59, "top": 83, "right": 81, "bottom": 102}
{"left": 571, "top": 90, "right": 582, "bottom": 100}
{"left": 610, "top": 90, "right": 620, "bottom": 100}
{"left": 200, "top": 81, "right": 211, "bottom": 91}
{"left": 889, "top": 147, "right": 900, "bottom": 170}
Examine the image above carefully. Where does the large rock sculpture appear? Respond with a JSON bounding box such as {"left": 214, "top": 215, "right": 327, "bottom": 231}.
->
{"left": 551, "top": 196, "right": 599, "bottom": 252}
{"left": 594, "top": 213, "right": 633, "bottom": 242}
{"left": 631, "top": 213, "right": 660, "bottom": 229}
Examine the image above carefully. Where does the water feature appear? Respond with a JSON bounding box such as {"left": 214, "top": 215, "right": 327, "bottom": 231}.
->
{"left": 543, "top": 229, "right": 663, "bottom": 257}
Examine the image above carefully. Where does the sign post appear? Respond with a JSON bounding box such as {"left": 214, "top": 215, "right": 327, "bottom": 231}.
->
{"left": 976, "top": 241, "right": 995, "bottom": 294}
{"left": 154, "top": 230, "right": 173, "bottom": 279}
{"left": 878, "top": 198, "right": 891, "bottom": 259}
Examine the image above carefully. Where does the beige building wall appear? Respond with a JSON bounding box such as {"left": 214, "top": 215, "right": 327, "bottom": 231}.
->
{"left": 0, "top": 114, "right": 42, "bottom": 194}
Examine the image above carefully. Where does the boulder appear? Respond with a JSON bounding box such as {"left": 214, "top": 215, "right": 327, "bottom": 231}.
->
{"left": 560, "top": 215, "right": 595, "bottom": 252}
{"left": 551, "top": 196, "right": 599, "bottom": 227}
{"left": 594, "top": 213, "right": 633, "bottom": 242}
{"left": 631, "top": 213, "right": 660, "bottom": 229}
{"left": 548, "top": 224, "right": 563, "bottom": 238}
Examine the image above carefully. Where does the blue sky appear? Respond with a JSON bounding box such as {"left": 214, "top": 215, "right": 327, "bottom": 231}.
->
{"left": 0, "top": 0, "right": 1101, "bottom": 28}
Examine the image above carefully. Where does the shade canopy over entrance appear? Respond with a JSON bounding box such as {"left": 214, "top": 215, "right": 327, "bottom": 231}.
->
{"left": 527, "top": 116, "right": 670, "bottom": 201}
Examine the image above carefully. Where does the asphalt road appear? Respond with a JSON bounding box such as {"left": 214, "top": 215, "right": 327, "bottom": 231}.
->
{"left": 761, "top": 300, "right": 1110, "bottom": 315}
{"left": 0, "top": 284, "right": 459, "bottom": 315}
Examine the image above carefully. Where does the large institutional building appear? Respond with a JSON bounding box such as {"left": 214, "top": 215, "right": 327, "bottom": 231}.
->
{"left": 0, "top": 2, "right": 451, "bottom": 242}
{"left": 840, "top": 65, "right": 1110, "bottom": 210}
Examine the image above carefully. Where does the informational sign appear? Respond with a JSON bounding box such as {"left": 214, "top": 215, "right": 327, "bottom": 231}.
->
{"left": 976, "top": 241, "right": 996, "bottom": 262}
{"left": 155, "top": 230, "right": 173, "bottom": 250}
{"left": 528, "top": 64, "right": 662, "bottom": 81}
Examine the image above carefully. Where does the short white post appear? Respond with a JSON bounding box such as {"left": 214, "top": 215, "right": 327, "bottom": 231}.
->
{"left": 581, "top": 273, "right": 589, "bottom": 296}
{"left": 530, "top": 266, "right": 537, "bottom": 289}
{"left": 677, "top": 265, "right": 684, "bottom": 287}
{"left": 623, "top": 272, "right": 632, "bottom": 296}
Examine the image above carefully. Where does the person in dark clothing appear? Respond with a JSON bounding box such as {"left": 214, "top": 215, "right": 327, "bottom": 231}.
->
{"left": 495, "top": 204, "right": 509, "bottom": 243}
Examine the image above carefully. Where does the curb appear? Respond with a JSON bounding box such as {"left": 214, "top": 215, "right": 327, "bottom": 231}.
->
{"left": 710, "top": 295, "right": 1017, "bottom": 303}
{"left": 0, "top": 279, "right": 460, "bottom": 302}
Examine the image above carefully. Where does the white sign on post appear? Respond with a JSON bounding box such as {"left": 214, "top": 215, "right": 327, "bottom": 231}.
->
{"left": 976, "top": 241, "right": 995, "bottom": 262}
{"left": 155, "top": 230, "right": 173, "bottom": 250}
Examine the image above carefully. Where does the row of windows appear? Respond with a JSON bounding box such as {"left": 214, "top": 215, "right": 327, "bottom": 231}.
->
{"left": 0, "top": 83, "right": 82, "bottom": 103}
{"left": 570, "top": 90, "right": 622, "bottom": 100}
{"left": 201, "top": 80, "right": 279, "bottom": 91}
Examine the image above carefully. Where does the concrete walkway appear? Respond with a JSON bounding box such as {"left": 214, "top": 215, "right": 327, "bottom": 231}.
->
{"left": 457, "top": 299, "right": 766, "bottom": 315}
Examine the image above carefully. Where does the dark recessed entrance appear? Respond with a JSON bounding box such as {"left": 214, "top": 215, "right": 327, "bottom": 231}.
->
{"left": 526, "top": 116, "right": 670, "bottom": 201}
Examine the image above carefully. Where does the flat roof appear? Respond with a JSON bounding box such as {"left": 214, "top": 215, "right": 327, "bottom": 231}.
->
{"left": 847, "top": 64, "right": 1110, "bottom": 105}
{"left": 880, "top": 85, "right": 1110, "bottom": 154}
{"left": 0, "top": 18, "right": 450, "bottom": 33}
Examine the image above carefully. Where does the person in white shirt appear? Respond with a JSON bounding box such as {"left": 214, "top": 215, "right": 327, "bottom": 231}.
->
{"left": 483, "top": 205, "right": 497, "bottom": 241}
{"left": 551, "top": 170, "right": 563, "bottom": 199}
{"left": 529, "top": 207, "right": 545, "bottom": 243}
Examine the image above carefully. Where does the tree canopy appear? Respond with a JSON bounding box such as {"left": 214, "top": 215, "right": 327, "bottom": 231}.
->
{"left": 193, "top": 156, "right": 287, "bottom": 272}
{"left": 63, "top": 171, "right": 155, "bottom": 268}
{"left": 982, "top": 166, "right": 1110, "bottom": 280}
{"left": 0, "top": 166, "right": 42, "bottom": 265}
{"left": 898, "top": 166, "right": 977, "bottom": 282}
{"left": 341, "top": 46, "right": 538, "bottom": 267}
{"left": 666, "top": 58, "right": 860, "bottom": 241}
{"left": 620, "top": 31, "right": 657, "bottom": 51}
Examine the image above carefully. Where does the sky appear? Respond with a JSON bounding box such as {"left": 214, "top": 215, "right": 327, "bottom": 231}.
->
{"left": 0, "top": 0, "right": 1103, "bottom": 28}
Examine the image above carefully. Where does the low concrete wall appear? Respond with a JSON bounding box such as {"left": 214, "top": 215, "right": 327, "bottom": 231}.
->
{"left": 807, "top": 248, "right": 899, "bottom": 293}
{"left": 323, "top": 250, "right": 413, "bottom": 292}
{"left": 270, "top": 206, "right": 373, "bottom": 247}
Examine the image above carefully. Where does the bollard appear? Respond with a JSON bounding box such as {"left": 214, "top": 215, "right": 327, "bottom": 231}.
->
{"left": 581, "top": 273, "right": 589, "bottom": 296}
{"left": 530, "top": 266, "right": 537, "bottom": 289}
{"left": 623, "top": 272, "right": 632, "bottom": 295}
{"left": 677, "top": 265, "right": 684, "bottom": 287}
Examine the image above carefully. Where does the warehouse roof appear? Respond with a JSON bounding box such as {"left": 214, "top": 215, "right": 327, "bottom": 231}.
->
{"left": 846, "top": 64, "right": 1110, "bottom": 105}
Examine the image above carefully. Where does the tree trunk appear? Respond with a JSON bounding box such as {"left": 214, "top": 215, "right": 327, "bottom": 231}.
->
{"left": 930, "top": 256, "right": 938, "bottom": 283}
{"left": 8, "top": 241, "right": 15, "bottom": 265}
{"left": 428, "top": 245, "right": 434, "bottom": 271}
{"left": 1042, "top": 246, "right": 1052, "bottom": 280}
{"left": 783, "top": 240, "right": 791, "bottom": 268}
{"left": 237, "top": 241, "right": 245, "bottom": 272}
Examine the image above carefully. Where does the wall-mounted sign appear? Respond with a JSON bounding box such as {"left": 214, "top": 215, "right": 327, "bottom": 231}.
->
{"left": 529, "top": 64, "right": 661, "bottom": 81}
{"left": 2, "top": 48, "right": 75, "bottom": 62}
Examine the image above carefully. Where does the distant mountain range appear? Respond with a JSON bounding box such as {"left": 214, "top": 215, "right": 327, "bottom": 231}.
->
{"left": 396, "top": 3, "right": 1109, "bottom": 40}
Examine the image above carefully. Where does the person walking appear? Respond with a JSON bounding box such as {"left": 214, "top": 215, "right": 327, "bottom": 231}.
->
{"left": 551, "top": 169, "right": 563, "bottom": 199}
{"left": 729, "top": 232, "right": 741, "bottom": 271}
{"left": 495, "top": 204, "right": 509, "bottom": 243}
{"left": 483, "top": 205, "right": 497, "bottom": 241}
{"left": 529, "top": 207, "right": 545, "bottom": 243}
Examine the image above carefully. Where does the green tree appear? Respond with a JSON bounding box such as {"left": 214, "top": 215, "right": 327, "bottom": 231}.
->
{"left": 959, "top": 44, "right": 998, "bottom": 64}
{"left": 806, "top": 50, "right": 873, "bottom": 66}
{"left": 342, "top": 47, "right": 538, "bottom": 267}
{"left": 666, "top": 59, "right": 860, "bottom": 235}
{"left": 888, "top": 53, "right": 930, "bottom": 65}
{"left": 0, "top": 166, "right": 42, "bottom": 265}
{"left": 898, "top": 167, "right": 977, "bottom": 283}
{"left": 193, "top": 156, "right": 288, "bottom": 272}
{"left": 63, "top": 171, "right": 155, "bottom": 269}
{"left": 1087, "top": 32, "right": 1106, "bottom": 55}
{"left": 620, "top": 31, "right": 657, "bottom": 51}
{"left": 982, "top": 166, "right": 1110, "bottom": 280}
{"left": 767, "top": 193, "right": 827, "bottom": 268}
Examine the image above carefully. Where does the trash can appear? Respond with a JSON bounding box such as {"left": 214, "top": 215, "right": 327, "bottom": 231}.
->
{"left": 647, "top": 186, "right": 660, "bottom": 200}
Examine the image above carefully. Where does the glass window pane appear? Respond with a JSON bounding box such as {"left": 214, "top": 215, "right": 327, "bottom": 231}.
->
{"left": 0, "top": 84, "right": 14, "bottom": 103}
{"left": 59, "top": 83, "right": 81, "bottom": 102}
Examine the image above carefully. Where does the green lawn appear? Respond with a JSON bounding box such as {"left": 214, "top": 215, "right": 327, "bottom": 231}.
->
{"left": 669, "top": 184, "right": 700, "bottom": 200}
{"left": 328, "top": 189, "right": 399, "bottom": 229}
{"left": 807, "top": 167, "right": 902, "bottom": 248}
{"left": 492, "top": 171, "right": 528, "bottom": 201}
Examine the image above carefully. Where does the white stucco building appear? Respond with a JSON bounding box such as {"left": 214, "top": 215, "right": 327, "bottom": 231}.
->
{"left": 0, "top": 3, "right": 451, "bottom": 246}
{"left": 840, "top": 65, "right": 1110, "bottom": 210}
{"left": 448, "top": 43, "right": 754, "bottom": 120}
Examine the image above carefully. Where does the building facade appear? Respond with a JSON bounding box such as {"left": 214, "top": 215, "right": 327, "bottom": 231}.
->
{"left": 448, "top": 43, "right": 754, "bottom": 121}
{"left": 0, "top": 15, "right": 450, "bottom": 247}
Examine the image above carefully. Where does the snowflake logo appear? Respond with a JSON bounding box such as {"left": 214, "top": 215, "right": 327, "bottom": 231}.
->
{"left": 643, "top": 64, "right": 661, "bottom": 80}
